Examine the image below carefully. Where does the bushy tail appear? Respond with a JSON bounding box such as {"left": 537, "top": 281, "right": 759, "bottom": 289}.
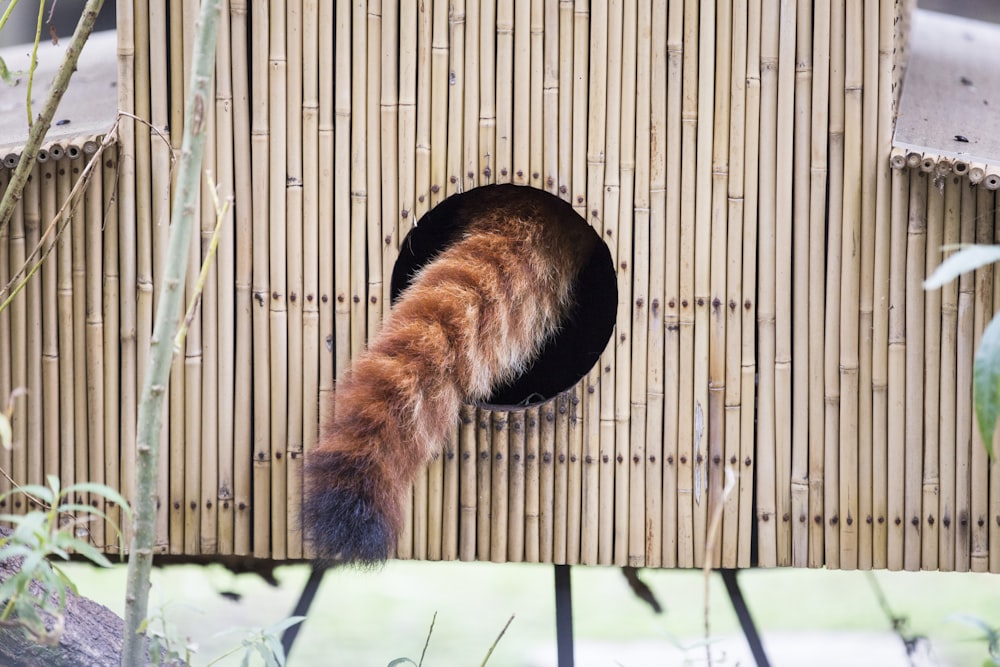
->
{"left": 303, "top": 185, "right": 597, "bottom": 564}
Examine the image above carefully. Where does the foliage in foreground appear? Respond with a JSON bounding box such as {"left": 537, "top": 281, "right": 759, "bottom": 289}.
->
{"left": 0, "top": 473, "right": 130, "bottom": 645}
{"left": 925, "top": 244, "right": 1000, "bottom": 459}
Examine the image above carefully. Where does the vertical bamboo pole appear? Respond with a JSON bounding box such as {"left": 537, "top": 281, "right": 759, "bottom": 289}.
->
{"left": 871, "top": 0, "right": 894, "bottom": 570}
{"left": 279, "top": 0, "right": 302, "bottom": 560}
{"left": 55, "top": 156, "right": 76, "bottom": 500}
{"left": 428, "top": 0, "right": 448, "bottom": 209}
{"left": 922, "top": 173, "right": 944, "bottom": 571}
{"left": 396, "top": 0, "right": 417, "bottom": 369}
{"left": 539, "top": 401, "right": 555, "bottom": 562}
{"left": 7, "top": 175, "right": 27, "bottom": 513}
{"left": 955, "top": 180, "right": 975, "bottom": 571}
{"left": 524, "top": 407, "right": 540, "bottom": 562}
{"left": 724, "top": 0, "right": 748, "bottom": 569}
{"left": 755, "top": 0, "right": 778, "bottom": 568}
{"left": 479, "top": 0, "right": 497, "bottom": 184}
{"left": 69, "top": 152, "right": 89, "bottom": 515}
{"left": 491, "top": 412, "right": 510, "bottom": 563}
{"left": 21, "top": 161, "right": 42, "bottom": 504}
{"left": 0, "top": 170, "right": 8, "bottom": 510}
{"left": 494, "top": 0, "right": 512, "bottom": 185}
{"left": 609, "top": 0, "right": 633, "bottom": 568}
{"left": 117, "top": 0, "right": 140, "bottom": 547}
{"left": 839, "top": 0, "right": 862, "bottom": 571}
{"left": 991, "top": 192, "right": 1000, "bottom": 573}
{"left": 300, "top": 0, "right": 322, "bottom": 560}
{"left": 584, "top": 0, "right": 612, "bottom": 565}
{"left": 567, "top": 388, "right": 583, "bottom": 564}
{"left": 529, "top": 0, "right": 544, "bottom": 191}
{"left": 462, "top": 0, "right": 480, "bottom": 192}
{"left": 937, "top": 174, "right": 960, "bottom": 571}
{"left": 823, "top": 0, "right": 845, "bottom": 570}
{"left": 543, "top": 0, "right": 559, "bottom": 196}
{"left": 597, "top": 0, "right": 623, "bottom": 568}
{"left": 508, "top": 410, "right": 525, "bottom": 563}
{"left": 459, "top": 405, "right": 477, "bottom": 561}
{"left": 351, "top": 0, "right": 369, "bottom": 358}
{"left": 772, "top": 0, "right": 794, "bottom": 568}
{"left": 789, "top": 0, "right": 812, "bottom": 568}
{"left": 266, "top": 0, "right": 290, "bottom": 562}
{"left": 511, "top": 0, "right": 528, "bottom": 186}
{"left": 442, "top": 427, "right": 460, "bottom": 562}
{"left": 630, "top": 0, "right": 652, "bottom": 567}
{"left": 645, "top": 0, "right": 668, "bottom": 570}
{"left": 148, "top": 0, "right": 171, "bottom": 551}
{"left": 855, "top": 0, "right": 879, "bottom": 572}
{"left": 971, "top": 186, "right": 992, "bottom": 572}
{"left": 568, "top": 1, "right": 600, "bottom": 567}
{"left": 707, "top": 0, "right": 730, "bottom": 569}
{"left": 366, "top": 1, "right": 383, "bottom": 337}
{"left": 185, "top": 108, "right": 206, "bottom": 555}
{"left": 808, "top": 0, "right": 830, "bottom": 569}
{"left": 213, "top": 0, "right": 237, "bottom": 557}
{"left": 230, "top": 0, "right": 254, "bottom": 556}
{"left": 101, "top": 148, "right": 121, "bottom": 552}
{"left": 554, "top": 396, "right": 569, "bottom": 564}
{"left": 476, "top": 408, "right": 493, "bottom": 560}
{"left": 445, "top": 0, "right": 464, "bottom": 194}
{"left": 85, "top": 149, "right": 106, "bottom": 545}
{"left": 887, "top": 162, "right": 909, "bottom": 570}
{"left": 35, "top": 160, "right": 57, "bottom": 489}
{"left": 193, "top": 13, "right": 220, "bottom": 557}
{"left": 691, "top": 0, "right": 715, "bottom": 568}
{"left": 251, "top": 0, "right": 272, "bottom": 559}
{"left": 676, "top": 0, "right": 698, "bottom": 570}
{"left": 970, "top": 188, "right": 998, "bottom": 572}
{"left": 553, "top": 0, "right": 570, "bottom": 197}
{"left": 427, "top": 447, "right": 443, "bottom": 560}
{"left": 904, "top": 170, "right": 927, "bottom": 571}
{"left": 650, "top": 2, "right": 693, "bottom": 567}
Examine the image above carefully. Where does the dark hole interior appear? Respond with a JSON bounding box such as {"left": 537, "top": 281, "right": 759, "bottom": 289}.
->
{"left": 390, "top": 184, "right": 618, "bottom": 410}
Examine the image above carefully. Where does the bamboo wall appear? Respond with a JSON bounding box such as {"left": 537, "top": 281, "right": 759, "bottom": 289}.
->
{"left": 14, "top": 0, "right": 1000, "bottom": 572}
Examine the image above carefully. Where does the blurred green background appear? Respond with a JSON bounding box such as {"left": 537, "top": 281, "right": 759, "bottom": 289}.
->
{"left": 62, "top": 559, "right": 1000, "bottom": 666}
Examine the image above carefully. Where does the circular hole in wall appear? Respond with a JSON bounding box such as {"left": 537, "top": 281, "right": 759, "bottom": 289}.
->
{"left": 390, "top": 183, "right": 617, "bottom": 410}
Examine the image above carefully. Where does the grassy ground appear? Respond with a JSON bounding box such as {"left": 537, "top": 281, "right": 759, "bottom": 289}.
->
{"left": 60, "top": 559, "right": 1000, "bottom": 666}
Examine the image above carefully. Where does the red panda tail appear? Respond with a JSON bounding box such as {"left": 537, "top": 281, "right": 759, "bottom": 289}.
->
{"left": 303, "top": 185, "right": 598, "bottom": 564}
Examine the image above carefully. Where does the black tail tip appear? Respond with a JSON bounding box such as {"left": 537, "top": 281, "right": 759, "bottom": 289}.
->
{"left": 302, "top": 479, "right": 396, "bottom": 567}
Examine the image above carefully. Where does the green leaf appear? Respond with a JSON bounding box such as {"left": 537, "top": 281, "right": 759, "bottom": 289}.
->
{"left": 8, "top": 484, "right": 55, "bottom": 505}
{"left": 264, "top": 634, "right": 286, "bottom": 666}
{"left": 974, "top": 312, "right": 1000, "bottom": 460}
{"left": 63, "top": 483, "right": 131, "bottom": 512}
{"left": 67, "top": 539, "right": 113, "bottom": 568}
{"left": 266, "top": 616, "right": 306, "bottom": 635}
{"left": 0, "top": 57, "right": 17, "bottom": 86}
{"left": 925, "top": 244, "right": 1000, "bottom": 290}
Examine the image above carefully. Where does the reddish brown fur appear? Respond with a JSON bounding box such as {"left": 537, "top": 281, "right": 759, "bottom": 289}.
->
{"left": 303, "top": 185, "right": 598, "bottom": 564}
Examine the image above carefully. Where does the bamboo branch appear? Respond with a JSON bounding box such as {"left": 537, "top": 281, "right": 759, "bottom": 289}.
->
{"left": 120, "top": 0, "right": 223, "bottom": 663}
{"left": 0, "top": 0, "right": 108, "bottom": 233}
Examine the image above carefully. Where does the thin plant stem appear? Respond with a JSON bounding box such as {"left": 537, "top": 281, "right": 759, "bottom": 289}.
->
{"left": 26, "top": 0, "right": 46, "bottom": 127}
{"left": 174, "top": 173, "right": 230, "bottom": 353}
{"left": 418, "top": 611, "right": 437, "bottom": 667}
{"left": 0, "top": 0, "right": 106, "bottom": 235}
{"left": 0, "top": 123, "right": 119, "bottom": 314}
{"left": 479, "top": 614, "right": 515, "bottom": 667}
{"left": 120, "top": 0, "right": 224, "bottom": 663}
{"left": 702, "top": 468, "right": 737, "bottom": 667}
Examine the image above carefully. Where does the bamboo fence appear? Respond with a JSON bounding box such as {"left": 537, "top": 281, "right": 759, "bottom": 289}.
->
{"left": 9, "top": 0, "right": 1000, "bottom": 571}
